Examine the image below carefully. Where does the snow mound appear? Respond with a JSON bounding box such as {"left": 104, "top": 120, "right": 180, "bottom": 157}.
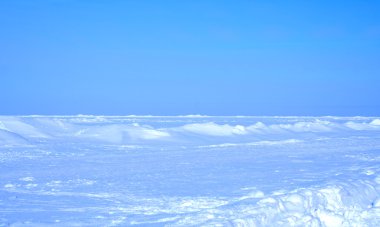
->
{"left": 175, "top": 179, "right": 380, "bottom": 226}
{"left": 370, "top": 119, "right": 380, "bottom": 126}
{"left": 180, "top": 122, "right": 247, "bottom": 136}
{"left": 345, "top": 119, "right": 380, "bottom": 130}
{"left": 0, "top": 117, "right": 48, "bottom": 139}
{"left": 0, "top": 129, "right": 29, "bottom": 145}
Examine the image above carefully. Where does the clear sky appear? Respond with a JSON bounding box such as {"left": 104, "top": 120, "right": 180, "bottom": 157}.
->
{"left": 1, "top": 0, "right": 379, "bottom": 116}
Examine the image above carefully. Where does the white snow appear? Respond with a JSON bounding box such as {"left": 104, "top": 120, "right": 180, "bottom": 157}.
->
{"left": 1, "top": 116, "right": 380, "bottom": 226}
{"left": 370, "top": 119, "right": 380, "bottom": 126}
{"left": 181, "top": 122, "right": 248, "bottom": 136}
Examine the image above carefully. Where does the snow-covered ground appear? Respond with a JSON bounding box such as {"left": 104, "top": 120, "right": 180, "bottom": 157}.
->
{"left": 1, "top": 116, "right": 380, "bottom": 226}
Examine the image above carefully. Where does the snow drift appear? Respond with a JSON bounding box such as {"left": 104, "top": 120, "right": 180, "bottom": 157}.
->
{"left": 0, "top": 116, "right": 379, "bottom": 145}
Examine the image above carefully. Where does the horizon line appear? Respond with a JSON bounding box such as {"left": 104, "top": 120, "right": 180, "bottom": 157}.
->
{"left": 0, "top": 114, "right": 379, "bottom": 118}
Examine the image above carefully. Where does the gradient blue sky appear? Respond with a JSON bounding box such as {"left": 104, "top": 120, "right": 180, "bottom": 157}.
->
{"left": 1, "top": 0, "right": 379, "bottom": 115}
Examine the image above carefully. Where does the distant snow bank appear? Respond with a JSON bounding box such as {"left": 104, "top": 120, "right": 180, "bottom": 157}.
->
{"left": 1, "top": 116, "right": 380, "bottom": 145}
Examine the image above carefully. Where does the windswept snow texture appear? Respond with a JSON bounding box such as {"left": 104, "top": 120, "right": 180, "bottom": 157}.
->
{"left": 1, "top": 116, "right": 380, "bottom": 226}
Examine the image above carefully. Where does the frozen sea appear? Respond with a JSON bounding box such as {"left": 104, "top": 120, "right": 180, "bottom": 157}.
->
{"left": 1, "top": 116, "right": 380, "bottom": 226}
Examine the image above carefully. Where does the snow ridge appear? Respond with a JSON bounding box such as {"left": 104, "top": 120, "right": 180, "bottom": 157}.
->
{"left": 0, "top": 116, "right": 380, "bottom": 145}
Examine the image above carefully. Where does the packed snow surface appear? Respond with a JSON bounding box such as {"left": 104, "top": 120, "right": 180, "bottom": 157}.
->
{"left": 1, "top": 116, "right": 380, "bottom": 226}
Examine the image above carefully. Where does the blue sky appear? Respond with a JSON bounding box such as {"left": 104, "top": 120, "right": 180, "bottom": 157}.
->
{"left": 1, "top": 0, "right": 379, "bottom": 115}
